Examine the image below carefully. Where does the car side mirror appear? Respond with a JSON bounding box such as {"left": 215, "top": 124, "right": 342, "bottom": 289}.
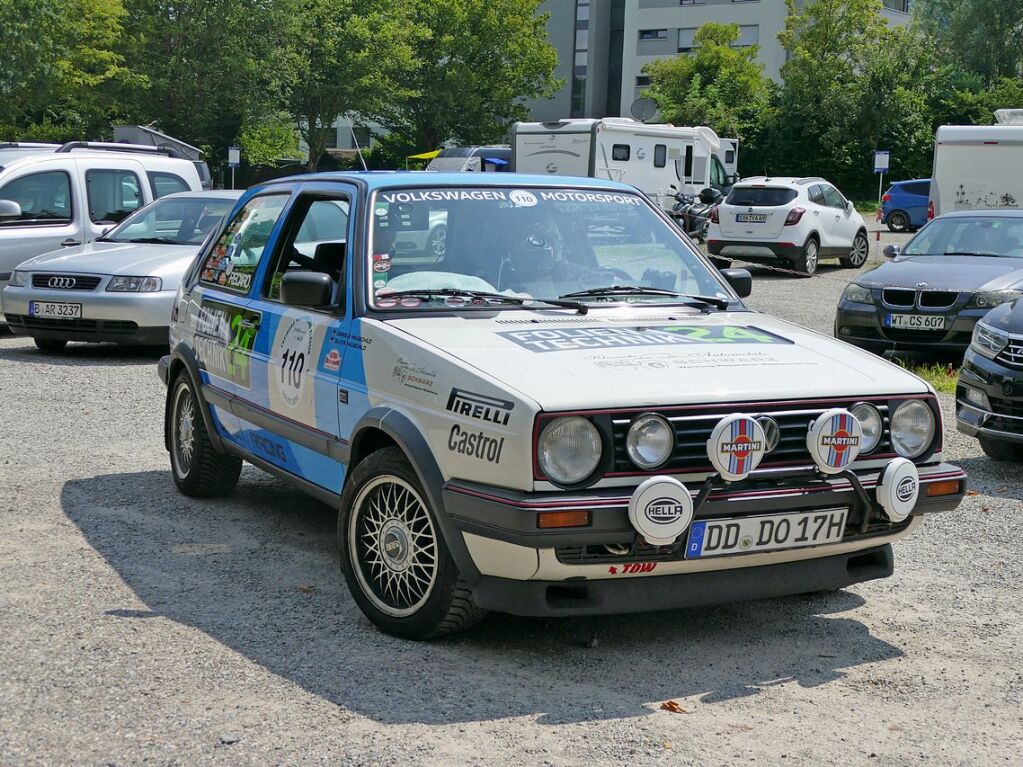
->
{"left": 725, "top": 174, "right": 738, "bottom": 186}
{"left": 0, "top": 199, "right": 22, "bottom": 221}
{"left": 280, "top": 270, "right": 333, "bottom": 307}
{"left": 845, "top": 199, "right": 853, "bottom": 213}
{"left": 883, "top": 244, "right": 900, "bottom": 259}
{"left": 720, "top": 267, "right": 752, "bottom": 298}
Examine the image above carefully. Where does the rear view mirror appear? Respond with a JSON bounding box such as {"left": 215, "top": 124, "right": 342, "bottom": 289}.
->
{"left": 281, "top": 270, "right": 333, "bottom": 307}
{"left": 720, "top": 267, "right": 752, "bottom": 298}
{"left": 883, "top": 244, "right": 900, "bottom": 259}
{"left": 0, "top": 199, "right": 22, "bottom": 221}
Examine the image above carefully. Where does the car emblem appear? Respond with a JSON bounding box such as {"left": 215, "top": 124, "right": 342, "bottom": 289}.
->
{"left": 916, "top": 282, "right": 928, "bottom": 288}
{"left": 747, "top": 207, "right": 753, "bottom": 213}
{"left": 47, "top": 276, "right": 76, "bottom": 289}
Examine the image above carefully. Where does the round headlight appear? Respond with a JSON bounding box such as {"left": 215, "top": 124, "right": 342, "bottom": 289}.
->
{"left": 849, "top": 402, "right": 882, "bottom": 454}
{"left": 890, "top": 400, "right": 935, "bottom": 459}
{"left": 626, "top": 414, "right": 674, "bottom": 469}
{"left": 538, "top": 416, "right": 602, "bottom": 484}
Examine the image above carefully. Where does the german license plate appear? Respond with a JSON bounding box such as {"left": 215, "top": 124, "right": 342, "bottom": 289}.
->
{"left": 886, "top": 313, "right": 945, "bottom": 330}
{"left": 685, "top": 508, "right": 847, "bottom": 559}
{"left": 735, "top": 213, "right": 767, "bottom": 223}
{"left": 28, "top": 301, "right": 82, "bottom": 319}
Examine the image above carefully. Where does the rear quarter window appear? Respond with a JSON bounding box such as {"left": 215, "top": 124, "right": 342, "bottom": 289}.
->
{"left": 726, "top": 187, "right": 797, "bottom": 206}
{"left": 906, "top": 181, "right": 930, "bottom": 196}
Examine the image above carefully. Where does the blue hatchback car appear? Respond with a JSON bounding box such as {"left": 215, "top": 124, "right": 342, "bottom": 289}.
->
{"left": 882, "top": 179, "right": 930, "bottom": 233}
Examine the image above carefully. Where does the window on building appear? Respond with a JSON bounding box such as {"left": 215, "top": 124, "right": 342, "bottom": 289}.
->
{"left": 680, "top": 0, "right": 705, "bottom": 5}
{"left": 735, "top": 25, "right": 759, "bottom": 47}
{"left": 639, "top": 29, "right": 667, "bottom": 40}
{"left": 654, "top": 145, "right": 667, "bottom": 168}
{"left": 612, "top": 145, "right": 630, "bottom": 161}
{"left": 636, "top": 75, "right": 651, "bottom": 87}
{"left": 678, "top": 27, "right": 698, "bottom": 53}
{"left": 570, "top": 0, "right": 591, "bottom": 118}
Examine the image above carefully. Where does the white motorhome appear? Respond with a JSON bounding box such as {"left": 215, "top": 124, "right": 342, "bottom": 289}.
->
{"left": 511, "top": 118, "right": 736, "bottom": 210}
{"left": 930, "top": 110, "right": 1023, "bottom": 218}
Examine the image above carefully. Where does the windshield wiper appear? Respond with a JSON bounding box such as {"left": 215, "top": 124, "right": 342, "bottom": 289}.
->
{"left": 125, "top": 236, "right": 180, "bottom": 245}
{"left": 560, "top": 285, "right": 731, "bottom": 310}
{"left": 377, "top": 288, "right": 588, "bottom": 314}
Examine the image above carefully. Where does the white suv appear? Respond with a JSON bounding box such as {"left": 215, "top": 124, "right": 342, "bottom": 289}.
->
{"left": 707, "top": 177, "right": 869, "bottom": 276}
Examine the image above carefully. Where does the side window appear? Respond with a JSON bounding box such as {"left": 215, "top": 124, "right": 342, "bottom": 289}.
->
{"left": 653, "top": 144, "right": 667, "bottom": 168}
{"left": 822, "top": 185, "right": 846, "bottom": 209}
{"left": 710, "top": 156, "right": 727, "bottom": 187}
{"left": 85, "top": 169, "right": 142, "bottom": 223}
{"left": 147, "top": 171, "right": 190, "bottom": 199}
{"left": 199, "top": 193, "right": 289, "bottom": 294}
{"left": 264, "top": 196, "right": 350, "bottom": 304}
{"left": 908, "top": 181, "right": 930, "bottom": 196}
{"left": 0, "top": 171, "right": 72, "bottom": 225}
{"left": 808, "top": 185, "right": 826, "bottom": 206}
{"left": 611, "top": 144, "right": 630, "bottom": 161}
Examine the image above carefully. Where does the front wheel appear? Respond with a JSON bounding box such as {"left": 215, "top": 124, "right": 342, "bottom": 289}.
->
{"left": 979, "top": 435, "right": 1023, "bottom": 462}
{"left": 339, "top": 447, "right": 486, "bottom": 640}
{"left": 841, "top": 231, "right": 870, "bottom": 268}
{"left": 34, "top": 337, "right": 67, "bottom": 352}
{"left": 794, "top": 236, "right": 819, "bottom": 276}
{"left": 168, "top": 371, "right": 241, "bottom": 497}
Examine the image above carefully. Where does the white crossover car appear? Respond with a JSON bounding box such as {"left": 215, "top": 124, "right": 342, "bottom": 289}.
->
{"left": 2, "top": 190, "right": 240, "bottom": 349}
{"left": 159, "top": 173, "right": 966, "bottom": 640}
{"left": 708, "top": 177, "right": 870, "bottom": 275}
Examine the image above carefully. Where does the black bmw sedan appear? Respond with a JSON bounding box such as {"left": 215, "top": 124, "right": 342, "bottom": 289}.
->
{"left": 835, "top": 211, "right": 1023, "bottom": 355}
{"left": 957, "top": 299, "right": 1023, "bottom": 461}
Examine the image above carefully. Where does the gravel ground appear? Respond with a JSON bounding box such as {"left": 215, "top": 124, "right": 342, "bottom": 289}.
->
{"left": 1, "top": 222, "right": 1021, "bottom": 766}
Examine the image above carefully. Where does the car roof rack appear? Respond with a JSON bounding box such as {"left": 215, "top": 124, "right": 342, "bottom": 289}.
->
{"left": 0, "top": 141, "right": 61, "bottom": 148}
{"left": 796, "top": 176, "right": 825, "bottom": 185}
{"left": 54, "top": 141, "right": 179, "bottom": 158}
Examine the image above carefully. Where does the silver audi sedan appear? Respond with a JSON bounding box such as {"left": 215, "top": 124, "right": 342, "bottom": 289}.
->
{"left": 1, "top": 190, "right": 241, "bottom": 350}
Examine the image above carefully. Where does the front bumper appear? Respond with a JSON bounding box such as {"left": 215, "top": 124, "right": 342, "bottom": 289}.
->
{"left": 1, "top": 283, "right": 174, "bottom": 345}
{"left": 834, "top": 300, "right": 985, "bottom": 353}
{"left": 956, "top": 348, "right": 1023, "bottom": 443}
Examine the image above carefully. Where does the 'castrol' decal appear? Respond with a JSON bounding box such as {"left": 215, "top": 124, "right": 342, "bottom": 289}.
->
{"left": 806, "top": 409, "right": 862, "bottom": 475}
{"left": 707, "top": 415, "right": 767, "bottom": 482}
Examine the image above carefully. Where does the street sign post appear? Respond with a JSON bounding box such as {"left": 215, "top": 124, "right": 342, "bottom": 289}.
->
{"left": 873, "top": 150, "right": 890, "bottom": 204}
{"left": 228, "top": 146, "right": 240, "bottom": 189}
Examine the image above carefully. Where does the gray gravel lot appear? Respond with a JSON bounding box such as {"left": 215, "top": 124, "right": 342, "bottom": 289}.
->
{"left": 1, "top": 224, "right": 1021, "bottom": 766}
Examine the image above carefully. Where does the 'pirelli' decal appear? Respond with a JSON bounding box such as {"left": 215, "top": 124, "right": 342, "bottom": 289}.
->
{"left": 497, "top": 325, "right": 792, "bottom": 353}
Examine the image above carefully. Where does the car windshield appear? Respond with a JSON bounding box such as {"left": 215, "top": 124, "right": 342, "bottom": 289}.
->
{"left": 725, "top": 187, "right": 797, "bottom": 206}
{"left": 106, "top": 196, "right": 235, "bottom": 246}
{"left": 368, "top": 186, "right": 730, "bottom": 309}
{"left": 904, "top": 216, "right": 1023, "bottom": 258}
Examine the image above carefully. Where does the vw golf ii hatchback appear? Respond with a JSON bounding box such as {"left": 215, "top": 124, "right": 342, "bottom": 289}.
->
{"left": 161, "top": 173, "right": 965, "bottom": 639}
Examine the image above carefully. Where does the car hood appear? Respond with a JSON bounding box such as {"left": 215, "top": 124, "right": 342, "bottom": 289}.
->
{"left": 17, "top": 240, "right": 199, "bottom": 280}
{"left": 858, "top": 256, "right": 1023, "bottom": 292}
{"left": 385, "top": 307, "right": 929, "bottom": 411}
{"left": 977, "top": 299, "right": 1023, "bottom": 333}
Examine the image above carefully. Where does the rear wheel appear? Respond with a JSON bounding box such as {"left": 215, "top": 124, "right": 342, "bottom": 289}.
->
{"left": 794, "top": 236, "right": 819, "bottom": 276}
{"left": 33, "top": 337, "right": 67, "bottom": 352}
{"left": 886, "top": 210, "right": 910, "bottom": 233}
{"left": 841, "top": 231, "right": 870, "bottom": 268}
{"left": 979, "top": 435, "right": 1023, "bottom": 462}
{"left": 339, "top": 447, "right": 486, "bottom": 640}
{"left": 168, "top": 371, "right": 241, "bottom": 497}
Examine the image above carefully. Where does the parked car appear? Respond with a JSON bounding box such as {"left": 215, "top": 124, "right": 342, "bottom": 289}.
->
{"left": 835, "top": 210, "right": 1023, "bottom": 356}
{"left": 0, "top": 141, "right": 204, "bottom": 321}
{"left": 1, "top": 190, "right": 241, "bottom": 349}
{"left": 956, "top": 299, "right": 1023, "bottom": 460}
{"left": 158, "top": 172, "right": 964, "bottom": 640}
{"left": 707, "top": 177, "right": 869, "bottom": 275}
{"left": 882, "top": 179, "right": 930, "bottom": 232}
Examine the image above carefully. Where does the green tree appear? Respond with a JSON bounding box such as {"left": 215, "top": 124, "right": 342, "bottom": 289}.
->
{"left": 376, "top": 0, "right": 560, "bottom": 156}
{"left": 240, "top": 111, "right": 300, "bottom": 167}
{"left": 913, "top": 0, "right": 1023, "bottom": 83}
{"left": 643, "top": 23, "right": 773, "bottom": 145}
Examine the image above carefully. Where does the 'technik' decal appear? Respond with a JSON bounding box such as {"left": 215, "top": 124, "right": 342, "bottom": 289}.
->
{"left": 497, "top": 325, "right": 791, "bottom": 353}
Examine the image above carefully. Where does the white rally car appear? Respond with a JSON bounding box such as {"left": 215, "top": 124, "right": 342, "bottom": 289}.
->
{"left": 160, "top": 173, "right": 966, "bottom": 640}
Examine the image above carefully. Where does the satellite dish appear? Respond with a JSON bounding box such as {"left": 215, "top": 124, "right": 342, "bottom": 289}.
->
{"left": 630, "top": 97, "right": 658, "bottom": 122}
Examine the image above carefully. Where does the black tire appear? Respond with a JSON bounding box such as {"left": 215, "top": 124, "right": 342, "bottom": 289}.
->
{"left": 841, "top": 230, "right": 870, "bottom": 268}
{"left": 794, "top": 236, "right": 819, "bottom": 276}
{"left": 338, "top": 447, "right": 486, "bottom": 640}
{"left": 978, "top": 435, "right": 1023, "bottom": 462}
{"left": 886, "top": 210, "right": 910, "bottom": 233}
{"left": 168, "top": 371, "right": 241, "bottom": 497}
{"left": 33, "top": 337, "right": 67, "bottom": 352}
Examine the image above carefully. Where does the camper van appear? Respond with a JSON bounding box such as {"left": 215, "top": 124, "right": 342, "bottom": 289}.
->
{"left": 511, "top": 118, "right": 737, "bottom": 210}
{"left": 930, "top": 110, "right": 1023, "bottom": 218}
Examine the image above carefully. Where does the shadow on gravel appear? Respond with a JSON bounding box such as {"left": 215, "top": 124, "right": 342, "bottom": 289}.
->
{"left": 62, "top": 470, "right": 904, "bottom": 726}
{"left": 0, "top": 339, "right": 164, "bottom": 367}
{"left": 955, "top": 456, "right": 1023, "bottom": 501}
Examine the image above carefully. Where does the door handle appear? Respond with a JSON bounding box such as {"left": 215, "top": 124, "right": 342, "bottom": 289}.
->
{"left": 61, "top": 239, "right": 81, "bottom": 247}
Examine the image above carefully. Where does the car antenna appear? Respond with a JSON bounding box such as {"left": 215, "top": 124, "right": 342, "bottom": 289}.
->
{"left": 349, "top": 116, "right": 369, "bottom": 171}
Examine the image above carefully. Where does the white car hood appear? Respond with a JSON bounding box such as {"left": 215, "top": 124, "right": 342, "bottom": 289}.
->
{"left": 18, "top": 240, "right": 198, "bottom": 280}
{"left": 386, "top": 307, "right": 928, "bottom": 411}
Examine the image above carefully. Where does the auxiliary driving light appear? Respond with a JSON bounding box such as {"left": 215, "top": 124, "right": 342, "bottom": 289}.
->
{"left": 806, "top": 409, "right": 862, "bottom": 474}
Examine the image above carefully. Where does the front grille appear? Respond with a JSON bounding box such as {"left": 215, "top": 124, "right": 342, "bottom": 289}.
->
{"left": 989, "top": 395, "right": 1023, "bottom": 418}
{"left": 919, "top": 291, "right": 958, "bottom": 308}
{"left": 881, "top": 328, "right": 949, "bottom": 343}
{"left": 31, "top": 274, "right": 102, "bottom": 290}
{"left": 6, "top": 314, "right": 138, "bottom": 334}
{"left": 882, "top": 289, "right": 915, "bottom": 307}
{"left": 998, "top": 339, "right": 1023, "bottom": 369}
{"left": 987, "top": 415, "right": 1023, "bottom": 434}
{"left": 607, "top": 399, "right": 894, "bottom": 475}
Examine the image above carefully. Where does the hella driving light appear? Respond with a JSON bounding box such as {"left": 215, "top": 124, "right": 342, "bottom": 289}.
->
{"left": 966, "top": 290, "right": 1022, "bottom": 309}
{"left": 9, "top": 270, "right": 26, "bottom": 287}
{"left": 842, "top": 283, "right": 874, "bottom": 305}
{"left": 537, "top": 416, "right": 602, "bottom": 484}
{"left": 626, "top": 414, "right": 674, "bottom": 469}
{"left": 970, "top": 322, "right": 1009, "bottom": 359}
{"left": 890, "top": 400, "right": 935, "bottom": 459}
{"left": 107, "top": 276, "right": 162, "bottom": 292}
{"left": 849, "top": 402, "right": 883, "bottom": 453}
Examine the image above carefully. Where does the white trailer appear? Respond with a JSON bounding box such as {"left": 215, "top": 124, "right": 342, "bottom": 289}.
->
{"left": 511, "top": 118, "right": 736, "bottom": 211}
{"left": 931, "top": 112, "right": 1023, "bottom": 218}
